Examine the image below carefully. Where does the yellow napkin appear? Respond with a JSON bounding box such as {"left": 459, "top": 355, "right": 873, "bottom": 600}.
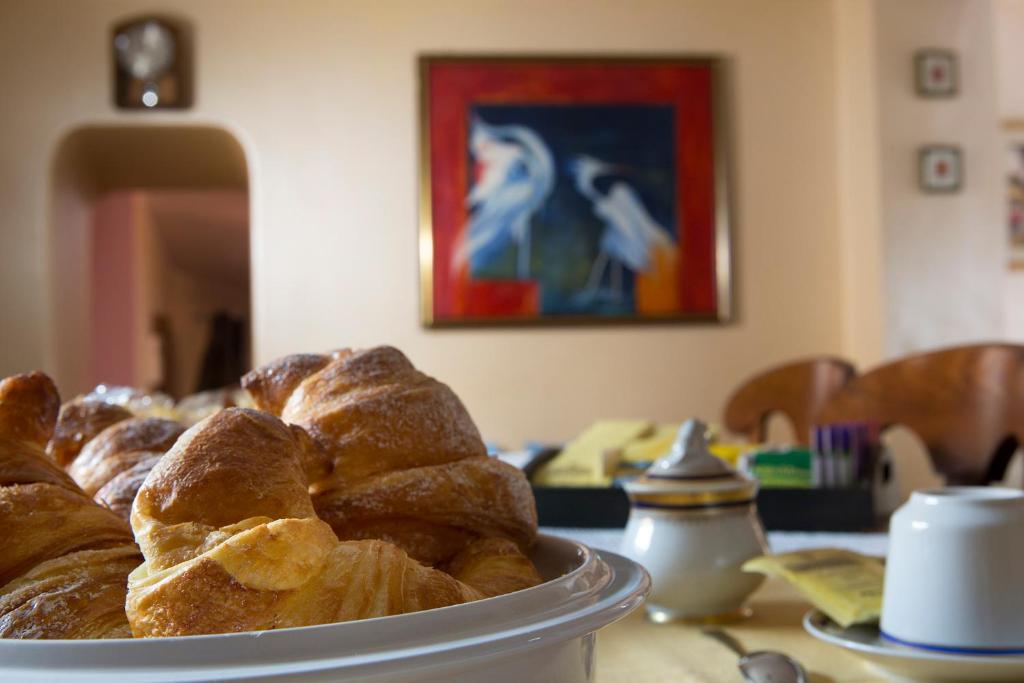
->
{"left": 533, "top": 421, "right": 755, "bottom": 486}
{"left": 533, "top": 420, "right": 654, "bottom": 487}
{"left": 743, "top": 549, "right": 884, "bottom": 628}
{"left": 621, "top": 424, "right": 679, "bottom": 463}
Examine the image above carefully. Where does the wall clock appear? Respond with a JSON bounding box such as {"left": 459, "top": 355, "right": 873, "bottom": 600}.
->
{"left": 112, "top": 17, "right": 192, "bottom": 109}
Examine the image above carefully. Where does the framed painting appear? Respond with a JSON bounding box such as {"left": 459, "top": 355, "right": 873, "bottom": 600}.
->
{"left": 1006, "top": 123, "right": 1024, "bottom": 270}
{"left": 419, "top": 55, "right": 732, "bottom": 327}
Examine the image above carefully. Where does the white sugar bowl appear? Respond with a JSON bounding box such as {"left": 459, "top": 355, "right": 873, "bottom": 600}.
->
{"left": 621, "top": 419, "right": 767, "bottom": 623}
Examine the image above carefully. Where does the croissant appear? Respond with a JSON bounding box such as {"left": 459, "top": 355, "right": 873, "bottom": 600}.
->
{"left": 0, "top": 372, "right": 142, "bottom": 639}
{"left": 242, "top": 346, "right": 541, "bottom": 596}
{"left": 46, "top": 388, "right": 188, "bottom": 522}
{"left": 47, "top": 397, "right": 132, "bottom": 468}
{"left": 175, "top": 386, "right": 254, "bottom": 426}
{"left": 127, "top": 407, "right": 484, "bottom": 637}
{"left": 66, "top": 417, "right": 185, "bottom": 520}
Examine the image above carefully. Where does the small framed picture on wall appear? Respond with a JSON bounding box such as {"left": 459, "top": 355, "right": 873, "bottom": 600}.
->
{"left": 914, "top": 49, "right": 957, "bottom": 98}
{"left": 919, "top": 145, "right": 962, "bottom": 193}
{"left": 1003, "top": 122, "right": 1024, "bottom": 269}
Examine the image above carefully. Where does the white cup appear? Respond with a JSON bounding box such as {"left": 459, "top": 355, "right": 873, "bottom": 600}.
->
{"left": 881, "top": 487, "right": 1024, "bottom": 653}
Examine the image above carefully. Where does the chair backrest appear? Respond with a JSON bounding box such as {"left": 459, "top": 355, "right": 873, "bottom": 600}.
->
{"left": 723, "top": 357, "right": 857, "bottom": 445}
{"left": 820, "top": 344, "right": 1024, "bottom": 485}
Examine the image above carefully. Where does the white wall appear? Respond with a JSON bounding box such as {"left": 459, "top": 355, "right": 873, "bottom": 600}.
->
{"left": 876, "top": 0, "right": 1005, "bottom": 355}
{"left": 995, "top": 0, "right": 1024, "bottom": 120}
{"left": 994, "top": 0, "right": 1024, "bottom": 343}
{"left": 1, "top": 0, "right": 846, "bottom": 446}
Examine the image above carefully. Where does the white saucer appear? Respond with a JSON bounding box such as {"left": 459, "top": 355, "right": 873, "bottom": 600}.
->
{"left": 804, "top": 610, "right": 1024, "bottom": 682}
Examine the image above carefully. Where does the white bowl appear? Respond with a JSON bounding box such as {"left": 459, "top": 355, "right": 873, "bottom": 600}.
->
{"left": 882, "top": 487, "right": 1024, "bottom": 653}
{"left": 0, "top": 534, "right": 649, "bottom": 682}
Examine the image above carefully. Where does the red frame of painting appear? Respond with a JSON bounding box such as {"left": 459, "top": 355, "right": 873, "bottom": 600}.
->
{"left": 419, "top": 55, "right": 731, "bottom": 326}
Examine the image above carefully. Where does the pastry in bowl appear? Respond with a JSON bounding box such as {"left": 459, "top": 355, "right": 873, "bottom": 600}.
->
{"left": 0, "top": 372, "right": 142, "bottom": 639}
{"left": 47, "top": 396, "right": 133, "bottom": 468}
{"left": 174, "top": 386, "right": 254, "bottom": 426}
{"left": 48, "top": 392, "right": 187, "bottom": 522}
{"left": 242, "top": 346, "right": 540, "bottom": 596}
{"left": 126, "top": 407, "right": 486, "bottom": 636}
{"left": 1, "top": 345, "right": 543, "bottom": 639}
{"left": 67, "top": 417, "right": 185, "bottom": 521}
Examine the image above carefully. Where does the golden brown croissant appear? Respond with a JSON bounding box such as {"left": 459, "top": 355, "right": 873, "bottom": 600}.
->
{"left": 175, "top": 386, "right": 254, "bottom": 426}
{"left": 94, "top": 451, "right": 163, "bottom": 521}
{"left": 242, "top": 346, "right": 541, "bottom": 594}
{"left": 47, "top": 398, "right": 132, "bottom": 468}
{"left": 442, "top": 537, "right": 546, "bottom": 598}
{"left": 127, "top": 407, "right": 483, "bottom": 637}
{"left": 48, "top": 392, "right": 186, "bottom": 521}
{"left": 48, "top": 387, "right": 178, "bottom": 465}
{"left": 67, "top": 416, "right": 184, "bottom": 497}
{"left": 0, "top": 372, "right": 142, "bottom": 639}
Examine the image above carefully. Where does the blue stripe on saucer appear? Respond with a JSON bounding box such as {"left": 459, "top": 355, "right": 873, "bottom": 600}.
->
{"left": 880, "top": 630, "right": 1024, "bottom": 656}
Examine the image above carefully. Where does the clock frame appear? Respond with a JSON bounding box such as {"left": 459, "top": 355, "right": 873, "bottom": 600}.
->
{"left": 112, "top": 16, "right": 192, "bottom": 110}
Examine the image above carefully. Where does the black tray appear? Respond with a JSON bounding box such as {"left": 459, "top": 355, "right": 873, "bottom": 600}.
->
{"left": 533, "top": 486, "right": 631, "bottom": 528}
{"left": 533, "top": 485, "right": 876, "bottom": 531}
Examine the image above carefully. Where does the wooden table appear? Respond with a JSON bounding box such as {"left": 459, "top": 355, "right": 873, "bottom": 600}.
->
{"left": 596, "top": 576, "right": 886, "bottom": 682}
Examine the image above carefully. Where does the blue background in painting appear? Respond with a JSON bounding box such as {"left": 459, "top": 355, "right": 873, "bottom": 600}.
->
{"left": 468, "top": 104, "right": 676, "bottom": 316}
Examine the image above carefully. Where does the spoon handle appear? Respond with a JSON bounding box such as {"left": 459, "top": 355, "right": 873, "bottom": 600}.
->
{"left": 702, "top": 628, "right": 749, "bottom": 658}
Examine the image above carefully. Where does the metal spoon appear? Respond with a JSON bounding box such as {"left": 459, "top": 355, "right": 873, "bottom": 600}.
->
{"left": 702, "top": 628, "right": 808, "bottom": 683}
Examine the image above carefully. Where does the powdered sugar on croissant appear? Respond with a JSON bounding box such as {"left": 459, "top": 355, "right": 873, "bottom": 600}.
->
{"left": 48, "top": 396, "right": 186, "bottom": 522}
{"left": 126, "top": 407, "right": 483, "bottom": 637}
{"left": 243, "top": 346, "right": 541, "bottom": 595}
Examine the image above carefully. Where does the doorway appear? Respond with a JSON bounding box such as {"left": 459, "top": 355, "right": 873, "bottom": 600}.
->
{"left": 51, "top": 125, "right": 250, "bottom": 399}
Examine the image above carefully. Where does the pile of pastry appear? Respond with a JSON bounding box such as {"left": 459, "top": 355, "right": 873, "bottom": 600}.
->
{"left": 0, "top": 346, "right": 539, "bottom": 639}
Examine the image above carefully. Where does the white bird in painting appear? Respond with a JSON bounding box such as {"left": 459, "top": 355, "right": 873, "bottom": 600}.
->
{"left": 569, "top": 154, "right": 673, "bottom": 302}
{"left": 454, "top": 117, "right": 555, "bottom": 279}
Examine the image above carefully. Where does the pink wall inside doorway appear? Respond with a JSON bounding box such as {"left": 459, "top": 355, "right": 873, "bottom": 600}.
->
{"left": 89, "top": 191, "right": 136, "bottom": 387}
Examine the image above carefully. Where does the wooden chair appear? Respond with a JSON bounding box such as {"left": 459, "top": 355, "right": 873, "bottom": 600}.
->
{"left": 820, "top": 344, "right": 1024, "bottom": 485}
{"left": 723, "top": 357, "right": 857, "bottom": 445}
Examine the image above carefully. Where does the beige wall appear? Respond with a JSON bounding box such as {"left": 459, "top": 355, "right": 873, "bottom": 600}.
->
{"left": 0, "top": 0, "right": 847, "bottom": 446}
{"left": 832, "top": 0, "right": 885, "bottom": 367}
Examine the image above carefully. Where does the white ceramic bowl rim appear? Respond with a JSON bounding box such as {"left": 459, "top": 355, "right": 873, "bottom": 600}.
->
{"left": 912, "top": 486, "right": 1024, "bottom": 506}
{"left": 0, "top": 535, "right": 650, "bottom": 682}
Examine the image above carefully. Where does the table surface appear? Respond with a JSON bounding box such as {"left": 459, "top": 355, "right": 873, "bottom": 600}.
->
{"left": 543, "top": 528, "right": 890, "bottom": 683}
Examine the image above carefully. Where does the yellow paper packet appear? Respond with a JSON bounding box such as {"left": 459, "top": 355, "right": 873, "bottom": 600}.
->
{"left": 743, "top": 549, "right": 884, "bottom": 628}
{"left": 533, "top": 420, "right": 654, "bottom": 487}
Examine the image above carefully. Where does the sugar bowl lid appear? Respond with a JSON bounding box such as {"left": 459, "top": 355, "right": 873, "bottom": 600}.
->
{"left": 623, "top": 419, "right": 757, "bottom": 508}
